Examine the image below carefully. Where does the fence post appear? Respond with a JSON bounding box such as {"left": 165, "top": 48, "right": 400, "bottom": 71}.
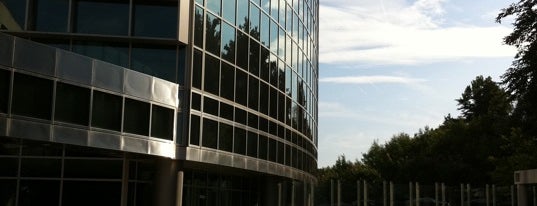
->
{"left": 337, "top": 180, "right": 341, "bottom": 206}
{"left": 435, "top": 182, "right": 439, "bottom": 206}
{"left": 416, "top": 182, "right": 420, "bottom": 206}
{"left": 511, "top": 185, "right": 515, "bottom": 206}
{"left": 410, "top": 182, "right": 414, "bottom": 206}
{"left": 487, "top": 184, "right": 490, "bottom": 206}
{"left": 384, "top": 181, "right": 388, "bottom": 206}
{"left": 533, "top": 186, "right": 536, "bottom": 206}
{"left": 364, "top": 180, "right": 368, "bottom": 206}
{"left": 331, "top": 179, "right": 334, "bottom": 206}
{"left": 357, "top": 180, "right": 361, "bottom": 206}
{"left": 461, "top": 184, "right": 465, "bottom": 206}
{"left": 390, "top": 182, "right": 394, "bottom": 206}
{"left": 492, "top": 185, "right": 496, "bottom": 206}
{"left": 467, "top": 184, "right": 471, "bottom": 206}
{"left": 442, "top": 183, "right": 446, "bottom": 206}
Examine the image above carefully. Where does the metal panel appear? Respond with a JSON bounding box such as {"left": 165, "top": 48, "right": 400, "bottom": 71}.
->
{"left": 246, "top": 158, "right": 258, "bottom": 171}
{"left": 13, "top": 37, "right": 56, "bottom": 76}
{"left": 0, "top": 116, "right": 7, "bottom": 136}
{"left": 53, "top": 125, "right": 88, "bottom": 145}
{"left": 124, "top": 69, "right": 152, "bottom": 100}
{"left": 93, "top": 60, "right": 124, "bottom": 93}
{"left": 0, "top": 33, "right": 13, "bottom": 67}
{"left": 258, "top": 161, "right": 268, "bottom": 173}
{"left": 57, "top": 50, "right": 92, "bottom": 85}
{"left": 9, "top": 119, "right": 51, "bottom": 141}
{"left": 148, "top": 141, "right": 175, "bottom": 158}
{"left": 122, "top": 136, "right": 149, "bottom": 154}
{"left": 218, "top": 153, "right": 233, "bottom": 167}
{"left": 178, "top": 0, "right": 190, "bottom": 44}
{"left": 152, "top": 78, "right": 179, "bottom": 107}
{"left": 89, "top": 131, "right": 121, "bottom": 150}
{"left": 186, "top": 147, "right": 201, "bottom": 161}
{"left": 201, "top": 149, "right": 218, "bottom": 164}
{"left": 233, "top": 155, "right": 246, "bottom": 169}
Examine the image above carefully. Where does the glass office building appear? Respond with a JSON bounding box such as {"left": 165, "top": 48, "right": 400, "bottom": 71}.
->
{"left": 0, "top": 0, "right": 318, "bottom": 205}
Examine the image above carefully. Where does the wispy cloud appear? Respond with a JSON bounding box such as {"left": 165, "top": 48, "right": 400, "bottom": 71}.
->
{"left": 319, "top": 0, "right": 516, "bottom": 66}
{"left": 320, "top": 75, "right": 426, "bottom": 84}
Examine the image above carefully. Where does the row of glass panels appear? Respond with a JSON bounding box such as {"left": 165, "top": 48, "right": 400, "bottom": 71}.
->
{"left": 1, "top": 0, "right": 179, "bottom": 38}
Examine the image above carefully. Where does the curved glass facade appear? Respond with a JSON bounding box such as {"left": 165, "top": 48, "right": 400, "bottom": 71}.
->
{"left": 190, "top": 0, "right": 318, "bottom": 175}
{"left": 0, "top": 0, "right": 318, "bottom": 204}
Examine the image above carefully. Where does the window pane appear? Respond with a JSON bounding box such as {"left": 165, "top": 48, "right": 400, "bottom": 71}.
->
{"left": 222, "top": 0, "right": 235, "bottom": 24}
{"left": 248, "top": 112, "right": 258, "bottom": 129}
{"left": 268, "top": 138, "right": 276, "bottom": 162}
{"left": 0, "top": 180, "right": 16, "bottom": 204}
{"left": 133, "top": 0, "right": 177, "bottom": 38}
{"left": 204, "top": 54, "right": 220, "bottom": 95}
{"left": 74, "top": 0, "right": 129, "bottom": 35}
{"left": 73, "top": 41, "right": 129, "bottom": 67}
{"left": 0, "top": 69, "right": 10, "bottom": 113}
{"left": 0, "top": 158, "right": 18, "bottom": 176}
{"left": 190, "top": 115, "right": 201, "bottom": 145}
{"left": 131, "top": 45, "right": 177, "bottom": 82}
{"left": 124, "top": 98, "right": 150, "bottom": 136}
{"left": 62, "top": 181, "right": 121, "bottom": 206}
{"left": 259, "top": 82, "right": 268, "bottom": 115}
{"left": 220, "top": 62, "right": 235, "bottom": 101}
{"left": 234, "top": 107, "right": 246, "bottom": 125}
{"left": 207, "top": 0, "right": 221, "bottom": 16}
{"left": 202, "top": 118, "right": 218, "bottom": 149}
{"left": 203, "top": 96, "right": 218, "bottom": 116}
{"left": 277, "top": 141, "right": 284, "bottom": 164}
{"left": 249, "top": 4, "right": 260, "bottom": 40}
{"left": 55, "top": 82, "right": 90, "bottom": 125}
{"left": 151, "top": 105, "right": 174, "bottom": 140}
{"left": 194, "top": 6, "right": 204, "bottom": 48}
{"left": 235, "top": 68, "right": 248, "bottom": 106}
{"left": 249, "top": 39, "right": 259, "bottom": 76}
{"left": 33, "top": 0, "right": 69, "bottom": 32}
{"left": 12, "top": 73, "right": 53, "bottom": 120}
{"left": 19, "top": 180, "right": 60, "bottom": 206}
{"left": 248, "top": 76, "right": 258, "bottom": 111}
{"left": 258, "top": 135, "right": 267, "bottom": 160}
{"left": 191, "top": 92, "right": 202, "bottom": 111}
{"left": 260, "top": 13, "right": 270, "bottom": 47}
{"left": 0, "top": 0, "right": 26, "bottom": 31}
{"left": 236, "top": 0, "right": 249, "bottom": 32}
{"left": 260, "top": 48, "right": 270, "bottom": 82}
{"left": 21, "top": 158, "right": 61, "bottom": 177}
{"left": 236, "top": 31, "right": 249, "bottom": 69}
{"left": 246, "top": 131, "right": 257, "bottom": 157}
{"left": 219, "top": 123, "right": 233, "bottom": 152}
{"left": 220, "top": 102, "right": 234, "bottom": 121}
{"left": 92, "top": 91, "right": 122, "bottom": 131}
{"left": 205, "top": 13, "right": 221, "bottom": 56}
{"left": 269, "top": 87, "right": 277, "bottom": 119}
{"left": 221, "top": 22, "right": 236, "bottom": 63}
{"left": 233, "top": 127, "right": 246, "bottom": 155}
{"left": 192, "top": 49, "right": 203, "bottom": 89}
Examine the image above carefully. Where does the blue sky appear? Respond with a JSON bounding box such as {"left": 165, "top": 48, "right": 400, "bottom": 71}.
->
{"left": 317, "top": 0, "right": 517, "bottom": 167}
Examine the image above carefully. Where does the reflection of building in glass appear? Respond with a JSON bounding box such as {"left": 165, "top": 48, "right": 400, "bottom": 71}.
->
{"left": 0, "top": 0, "right": 318, "bottom": 205}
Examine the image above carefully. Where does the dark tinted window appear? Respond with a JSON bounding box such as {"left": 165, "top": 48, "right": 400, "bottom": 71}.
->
{"left": 62, "top": 181, "right": 121, "bottom": 206}
{"left": 18, "top": 180, "right": 60, "bottom": 206}
{"left": 236, "top": 31, "right": 249, "bottom": 69}
{"left": 202, "top": 118, "right": 218, "bottom": 149}
{"left": 1, "top": 0, "right": 26, "bottom": 30}
{"left": 74, "top": 0, "right": 129, "bottom": 35}
{"left": 151, "top": 105, "right": 174, "bottom": 140}
{"left": 191, "top": 92, "right": 202, "bottom": 111}
{"left": 133, "top": 0, "right": 177, "bottom": 38}
{"left": 247, "top": 112, "right": 258, "bottom": 129}
{"left": 33, "top": 0, "right": 69, "bottom": 32}
{"left": 248, "top": 76, "right": 258, "bottom": 111}
{"left": 203, "top": 97, "right": 219, "bottom": 116}
{"left": 190, "top": 115, "right": 201, "bottom": 145}
{"left": 55, "top": 82, "right": 91, "bottom": 125}
{"left": 204, "top": 54, "right": 220, "bottom": 95}
{"left": 21, "top": 158, "right": 61, "bottom": 177}
{"left": 233, "top": 127, "right": 246, "bottom": 155}
{"left": 0, "top": 69, "right": 10, "bottom": 113}
{"left": 268, "top": 138, "right": 276, "bottom": 162}
{"left": 258, "top": 135, "right": 267, "bottom": 160}
{"left": 249, "top": 39, "right": 259, "bottom": 76}
{"left": 259, "top": 82, "right": 268, "bottom": 115}
{"left": 205, "top": 13, "right": 221, "bottom": 56}
{"left": 12, "top": 73, "right": 53, "bottom": 120}
{"left": 234, "top": 108, "right": 247, "bottom": 125}
{"left": 123, "top": 98, "right": 150, "bottom": 136}
{"left": 221, "top": 22, "right": 236, "bottom": 63}
{"left": 218, "top": 123, "right": 233, "bottom": 152}
{"left": 92, "top": 91, "right": 122, "bottom": 131}
{"left": 192, "top": 49, "right": 203, "bottom": 89}
{"left": 73, "top": 41, "right": 129, "bottom": 67}
{"left": 131, "top": 45, "right": 177, "bottom": 82}
{"left": 194, "top": 6, "right": 204, "bottom": 48}
{"left": 235, "top": 68, "right": 247, "bottom": 106}
{"left": 220, "top": 102, "right": 234, "bottom": 121}
{"left": 220, "top": 62, "right": 235, "bottom": 100}
{"left": 246, "top": 131, "right": 257, "bottom": 158}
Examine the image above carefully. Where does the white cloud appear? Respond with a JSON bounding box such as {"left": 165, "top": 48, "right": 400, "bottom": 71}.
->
{"left": 320, "top": 75, "right": 426, "bottom": 84}
{"left": 319, "top": 0, "right": 516, "bottom": 65}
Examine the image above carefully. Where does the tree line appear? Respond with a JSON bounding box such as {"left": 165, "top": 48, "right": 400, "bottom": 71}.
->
{"left": 315, "top": 0, "right": 537, "bottom": 200}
